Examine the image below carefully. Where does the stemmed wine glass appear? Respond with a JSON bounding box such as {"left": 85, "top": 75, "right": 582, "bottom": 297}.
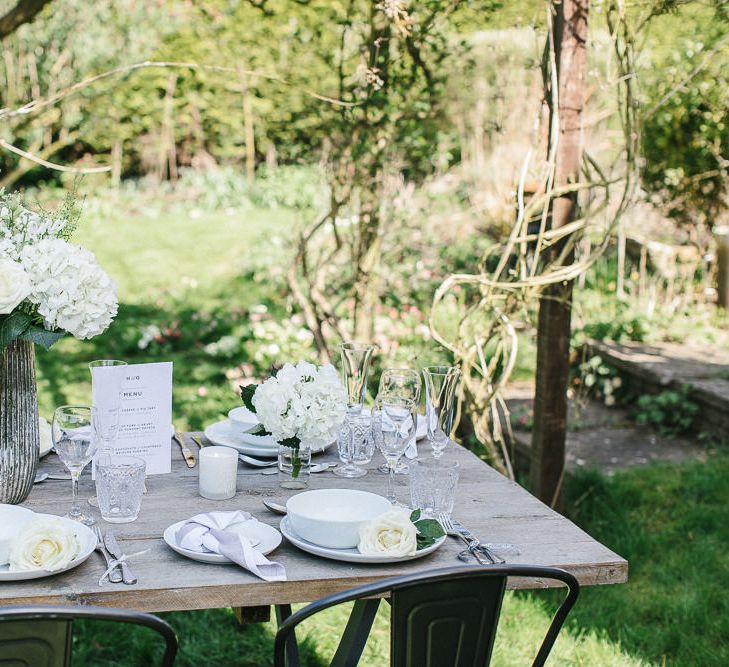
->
{"left": 374, "top": 397, "right": 417, "bottom": 506}
{"left": 52, "top": 406, "right": 98, "bottom": 525}
{"left": 334, "top": 342, "right": 375, "bottom": 478}
{"left": 423, "top": 366, "right": 461, "bottom": 459}
{"left": 376, "top": 368, "right": 421, "bottom": 475}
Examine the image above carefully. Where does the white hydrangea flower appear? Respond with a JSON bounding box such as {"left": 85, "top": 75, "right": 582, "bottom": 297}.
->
{"left": 0, "top": 201, "right": 68, "bottom": 259}
{"left": 20, "top": 239, "right": 118, "bottom": 340}
{"left": 252, "top": 361, "right": 347, "bottom": 448}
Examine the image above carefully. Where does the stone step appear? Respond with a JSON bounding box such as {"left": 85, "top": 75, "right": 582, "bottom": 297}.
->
{"left": 585, "top": 339, "right": 729, "bottom": 438}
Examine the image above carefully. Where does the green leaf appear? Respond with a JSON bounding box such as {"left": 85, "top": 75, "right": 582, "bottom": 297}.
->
{"left": 414, "top": 518, "right": 446, "bottom": 540}
{"left": 410, "top": 509, "right": 421, "bottom": 523}
{"left": 240, "top": 384, "right": 257, "bottom": 413}
{"left": 0, "top": 311, "right": 32, "bottom": 351}
{"left": 279, "top": 436, "right": 300, "bottom": 449}
{"left": 20, "top": 325, "right": 65, "bottom": 350}
{"left": 245, "top": 423, "right": 271, "bottom": 437}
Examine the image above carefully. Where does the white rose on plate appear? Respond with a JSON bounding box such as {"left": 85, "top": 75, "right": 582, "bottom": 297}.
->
{"left": 358, "top": 510, "right": 418, "bottom": 557}
{"left": 8, "top": 518, "right": 80, "bottom": 571}
{"left": 0, "top": 258, "right": 31, "bottom": 314}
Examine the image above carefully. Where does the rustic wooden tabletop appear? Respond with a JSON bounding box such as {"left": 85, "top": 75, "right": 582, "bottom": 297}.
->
{"left": 0, "top": 435, "right": 627, "bottom": 612}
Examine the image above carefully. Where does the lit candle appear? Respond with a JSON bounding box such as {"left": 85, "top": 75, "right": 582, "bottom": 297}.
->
{"left": 198, "top": 446, "right": 238, "bottom": 500}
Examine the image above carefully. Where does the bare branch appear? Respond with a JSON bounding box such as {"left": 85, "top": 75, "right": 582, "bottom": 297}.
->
{"left": 0, "top": 0, "right": 53, "bottom": 40}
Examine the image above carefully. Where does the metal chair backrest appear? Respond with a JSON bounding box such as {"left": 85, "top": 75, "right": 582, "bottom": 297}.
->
{"left": 0, "top": 605, "right": 177, "bottom": 667}
{"left": 274, "top": 564, "right": 579, "bottom": 667}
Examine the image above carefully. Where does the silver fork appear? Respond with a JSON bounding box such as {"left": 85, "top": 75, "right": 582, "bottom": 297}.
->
{"left": 438, "top": 514, "right": 492, "bottom": 565}
{"left": 94, "top": 526, "right": 123, "bottom": 583}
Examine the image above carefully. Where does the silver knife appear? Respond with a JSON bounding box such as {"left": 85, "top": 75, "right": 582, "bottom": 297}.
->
{"left": 103, "top": 533, "right": 138, "bottom": 585}
{"left": 451, "top": 519, "right": 506, "bottom": 564}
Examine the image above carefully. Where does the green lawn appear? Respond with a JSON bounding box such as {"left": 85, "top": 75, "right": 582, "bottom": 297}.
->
{"left": 37, "top": 206, "right": 725, "bottom": 665}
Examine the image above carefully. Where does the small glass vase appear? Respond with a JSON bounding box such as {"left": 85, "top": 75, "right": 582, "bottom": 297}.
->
{"left": 278, "top": 444, "right": 311, "bottom": 490}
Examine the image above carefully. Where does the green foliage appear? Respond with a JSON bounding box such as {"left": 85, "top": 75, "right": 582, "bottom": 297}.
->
{"left": 640, "top": 4, "right": 729, "bottom": 228}
{"left": 632, "top": 385, "right": 699, "bottom": 436}
{"left": 410, "top": 509, "right": 446, "bottom": 550}
{"left": 573, "top": 354, "right": 626, "bottom": 407}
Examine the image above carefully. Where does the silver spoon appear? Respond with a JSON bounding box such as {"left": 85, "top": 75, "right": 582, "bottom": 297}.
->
{"left": 261, "top": 462, "right": 337, "bottom": 476}
{"left": 238, "top": 454, "right": 278, "bottom": 468}
{"left": 34, "top": 472, "right": 71, "bottom": 483}
{"left": 262, "top": 500, "right": 287, "bottom": 515}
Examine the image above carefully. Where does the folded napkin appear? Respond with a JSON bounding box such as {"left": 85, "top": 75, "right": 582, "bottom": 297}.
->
{"left": 176, "top": 511, "right": 286, "bottom": 582}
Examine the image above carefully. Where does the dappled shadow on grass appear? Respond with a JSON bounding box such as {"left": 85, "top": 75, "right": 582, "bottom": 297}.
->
{"left": 73, "top": 608, "right": 324, "bottom": 667}
{"left": 528, "top": 458, "right": 729, "bottom": 666}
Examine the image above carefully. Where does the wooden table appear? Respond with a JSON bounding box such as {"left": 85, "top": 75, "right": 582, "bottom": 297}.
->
{"left": 0, "top": 436, "right": 627, "bottom": 612}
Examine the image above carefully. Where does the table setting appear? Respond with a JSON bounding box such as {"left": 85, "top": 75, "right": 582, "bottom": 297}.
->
{"left": 0, "top": 337, "right": 526, "bottom": 594}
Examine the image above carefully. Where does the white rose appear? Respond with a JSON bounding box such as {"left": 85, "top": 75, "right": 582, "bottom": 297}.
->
{"left": 0, "top": 258, "right": 31, "bottom": 314}
{"left": 9, "top": 518, "right": 80, "bottom": 571}
{"left": 358, "top": 510, "right": 417, "bottom": 557}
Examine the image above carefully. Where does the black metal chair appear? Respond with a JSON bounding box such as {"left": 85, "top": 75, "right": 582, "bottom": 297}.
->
{"left": 274, "top": 565, "right": 579, "bottom": 667}
{"left": 0, "top": 605, "right": 178, "bottom": 667}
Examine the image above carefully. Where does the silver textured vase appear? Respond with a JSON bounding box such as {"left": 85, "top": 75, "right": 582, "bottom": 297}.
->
{"left": 0, "top": 339, "right": 39, "bottom": 504}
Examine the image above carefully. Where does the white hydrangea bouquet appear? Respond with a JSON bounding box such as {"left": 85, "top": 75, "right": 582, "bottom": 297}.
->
{"left": 0, "top": 192, "right": 118, "bottom": 505}
{"left": 241, "top": 361, "right": 347, "bottom": 481}
{"left": 0, "top": 193, "right": 118, "bottom": 348}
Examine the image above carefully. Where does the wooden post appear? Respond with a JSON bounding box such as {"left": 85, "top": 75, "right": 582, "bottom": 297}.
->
{"left": 715, "top": 226, "right": 729, "bottom": 309}
{"left": 530, "top": 0, "right": 589, "bottom": 506}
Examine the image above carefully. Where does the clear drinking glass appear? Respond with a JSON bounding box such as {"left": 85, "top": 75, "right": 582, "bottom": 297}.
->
{"left": 96, "top": 456, "right": 146, "bottom": 523}
{"left": 376, "top": 367, "right": 421, "bottom": 475}
{"left": 52, "top": 405, "right": 97, "bottom": 525}
{"left": 89, "top": 359, "right": 127, "bottom": 461}
{"left": 334, "top": 342, "right": 375, "bottom": 478}
{"left": 374, "top": 397, "right": 417, "bottom": 506}
{"left": 423, "top": 366, "right": 461, "bottom": 459}
{"left": 410, "top": 459, "right": 459, "bottom": 518}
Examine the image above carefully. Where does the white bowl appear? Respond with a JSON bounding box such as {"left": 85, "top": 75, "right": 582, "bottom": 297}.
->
{"left": 227, "top": 406, "right": 259, "bottom": 431}
{"left": 0, "top": 505, "right": 35, "bottom": 565}
{"left": 286, "top": 489, "right": 391, "bottom": 549}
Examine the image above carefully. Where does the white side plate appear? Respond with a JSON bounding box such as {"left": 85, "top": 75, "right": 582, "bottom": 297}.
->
{"left": 0, "top": 515, "right": 96, "bottom": 581}
{"left": 163, "top": 518, "right": 282, "bottom": 564}
{"left": 204, "top": 420, "right": 331, "bottom": 457}
{"left": 280, "top": 516, "right": 445, "bottom": 564}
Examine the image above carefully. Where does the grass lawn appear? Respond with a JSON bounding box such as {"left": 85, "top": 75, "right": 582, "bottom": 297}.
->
{"left": 36, "top": 206, "right": 725, "bottom": 665}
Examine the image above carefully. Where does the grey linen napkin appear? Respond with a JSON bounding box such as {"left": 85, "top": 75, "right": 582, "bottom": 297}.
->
{"left": 176, "top": 511, "right": 286, "bottom": 582}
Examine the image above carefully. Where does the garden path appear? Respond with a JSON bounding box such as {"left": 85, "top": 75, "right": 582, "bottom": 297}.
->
{"left": 506, "top": 380, "right": 704, "bottom": 476}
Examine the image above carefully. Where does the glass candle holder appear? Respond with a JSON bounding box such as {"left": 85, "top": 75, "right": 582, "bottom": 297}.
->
{"left": 199, "top": 446, "right": 238, "bottom": 500}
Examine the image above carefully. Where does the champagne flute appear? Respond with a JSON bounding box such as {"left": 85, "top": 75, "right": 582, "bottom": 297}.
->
{"left": 334, "top": 342, "right": 375, "bottom": 478}
{"left": 374, "top": 397, "right": 417, "bottom": 506}
{"left": 52, "top": 406, "right": 97, "bottom": 525}
{"left": 376, "top": 368, "right": 421, "bottom": 475}
{"left": 423, "top": 366, "right": 461, "bottom": 459}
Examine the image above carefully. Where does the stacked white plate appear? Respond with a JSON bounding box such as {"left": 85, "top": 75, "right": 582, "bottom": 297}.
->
{"left": 203, "top": 407, "right": 331, "bottom": 458}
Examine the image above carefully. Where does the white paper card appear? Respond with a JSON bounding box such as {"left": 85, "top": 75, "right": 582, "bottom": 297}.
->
{"left": 92, "top": 361, "right": 173, "bottom": 475}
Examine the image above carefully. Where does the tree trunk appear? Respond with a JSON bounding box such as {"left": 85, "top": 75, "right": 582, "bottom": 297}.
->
{"left": 0, "top": 340, "right": 39, "bottom": 504}
{"left": 530, "top": 0, "right": 589, "bottom": 506}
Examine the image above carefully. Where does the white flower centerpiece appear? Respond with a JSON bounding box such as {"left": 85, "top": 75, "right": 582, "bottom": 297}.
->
{"left": 241, "top": 361, "right": 347, "bottom": 488}
{"left": 0, "top": 193, "right": 118, "bottom": 504}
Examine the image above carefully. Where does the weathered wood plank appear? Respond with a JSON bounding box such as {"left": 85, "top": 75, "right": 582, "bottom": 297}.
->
{"left": 0, "top": 436, "right": 627, "bottom": 612}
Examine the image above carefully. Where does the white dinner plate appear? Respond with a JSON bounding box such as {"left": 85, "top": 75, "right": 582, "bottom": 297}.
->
{"left": 228, "top": 406, "right": 259, "bottom": 431}
{"left": 280, "top": 516, "right": 446, "bottom": 564}
{"left": 204, "top": 420, "right": 331, "bottom": 457}
{"left": 163, "top": 518, "right": 282, "bottom": 564}
{"left": 0, "top": 515, "right": 96, "bottom": 581}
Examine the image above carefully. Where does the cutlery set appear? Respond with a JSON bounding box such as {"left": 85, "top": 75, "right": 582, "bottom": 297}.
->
{"left": 93, "top": 526, "right": 137, "bottom": 584}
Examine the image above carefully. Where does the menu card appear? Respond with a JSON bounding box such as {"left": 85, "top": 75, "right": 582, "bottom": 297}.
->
{"left": 92, "top": 361, "right": 173, "bottom": 475}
